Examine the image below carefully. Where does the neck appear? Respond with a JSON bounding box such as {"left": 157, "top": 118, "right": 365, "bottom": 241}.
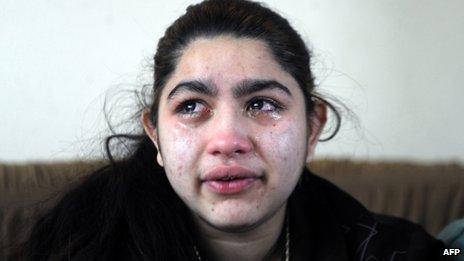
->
{"left": 193, "top": 203, "right": 287, "bottom": 261}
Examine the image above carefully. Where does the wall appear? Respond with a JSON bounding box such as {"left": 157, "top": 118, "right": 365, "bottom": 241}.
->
{"left": 1, "top": 0, "right": 463, "bottom": 162}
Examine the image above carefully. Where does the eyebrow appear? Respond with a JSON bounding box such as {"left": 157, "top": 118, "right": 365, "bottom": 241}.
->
{"left": 233, "top": 79, "right": 292, "bottom": 98}
{"left": 167, "top": 80, "right": 218, "bottom": 100}
{"left": 167, "top": 79, "right": 293, "bottom": 100}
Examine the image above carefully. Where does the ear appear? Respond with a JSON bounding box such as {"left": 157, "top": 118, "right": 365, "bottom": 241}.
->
{"left": 305, "top": 101, "right": 327, "bottom": 164}
{"left": 141, "top": 109, "right": 164, "bottom": 167}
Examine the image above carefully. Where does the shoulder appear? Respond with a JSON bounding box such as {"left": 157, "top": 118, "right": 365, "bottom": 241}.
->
{"left": 20, "top": 164, "right": 135, "bottom": 259}
{"left": 295, "top": 169, "right": 445, "bottom": 260}
{"left": 347, "top": 212, "right": 445, "bottom": 260}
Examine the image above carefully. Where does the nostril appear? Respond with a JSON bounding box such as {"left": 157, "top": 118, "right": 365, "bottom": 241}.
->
{"left": 209, "top": 146, "right": 250, "bottom": 157}
{"left": 206, "top": 135, "right": 253, "bottom": 157}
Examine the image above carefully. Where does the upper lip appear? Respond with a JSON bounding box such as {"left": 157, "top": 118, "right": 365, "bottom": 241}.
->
{"left": 202, "top": 165, "right": 262, "bottom": 182}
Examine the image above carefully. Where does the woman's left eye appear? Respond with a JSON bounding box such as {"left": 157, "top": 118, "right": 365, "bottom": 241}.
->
{"left": 246, "top": 98, "right": 283, "bottom": 114}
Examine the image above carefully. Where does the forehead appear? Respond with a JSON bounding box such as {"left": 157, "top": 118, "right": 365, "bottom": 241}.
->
{"left": 164, "top": 36, "right": 298, "bottom": 93}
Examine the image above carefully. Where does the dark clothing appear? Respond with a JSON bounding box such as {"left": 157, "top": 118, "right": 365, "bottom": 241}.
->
{"left": 290, "top": 169, "right": 445, "bottom": 261}
{"left": 16, "top": 164, "right": 446, "bottom": 260}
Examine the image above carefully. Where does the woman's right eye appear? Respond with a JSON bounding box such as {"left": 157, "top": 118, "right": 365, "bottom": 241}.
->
{"left": 175, "top": 100, "right": 208, "bottom": 118}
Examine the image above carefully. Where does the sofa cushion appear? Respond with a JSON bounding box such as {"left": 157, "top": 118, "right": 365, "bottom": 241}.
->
{"left": 0, "top": 160, "right": 462, "bottom": 260}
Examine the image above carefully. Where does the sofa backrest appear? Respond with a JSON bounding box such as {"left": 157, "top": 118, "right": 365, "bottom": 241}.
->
{"left": 311, "top": 160, "right": 464, "bottom": 236}
{"left": 0, "top": 160, "right": 463, "bottom": 259}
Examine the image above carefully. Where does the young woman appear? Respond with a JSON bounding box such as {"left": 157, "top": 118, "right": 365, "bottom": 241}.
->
{"left": 18, "top": 0, "right": 444, "bottom": 260}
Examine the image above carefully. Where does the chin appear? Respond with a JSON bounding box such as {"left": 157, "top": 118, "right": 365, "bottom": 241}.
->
{"left": 201, "top": 204, "right": 267, "bottom": 232}
{"left": 204, "top": 216, "right": 261, "bottom": 233}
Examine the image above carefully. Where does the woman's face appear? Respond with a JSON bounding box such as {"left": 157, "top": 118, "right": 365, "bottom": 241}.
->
{"left": 143, "top": 36, "right": 323, "bottom": 231}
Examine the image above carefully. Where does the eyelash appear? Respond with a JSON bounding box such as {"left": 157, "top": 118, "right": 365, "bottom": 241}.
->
{"left": 247, "top": 97, "right": 284, "bottom": 115}
{"left": 175, "top": 99, "right": 207, "bottom": 118}
{"left": 174, "top": 97, "right": 284, "bottom": 118}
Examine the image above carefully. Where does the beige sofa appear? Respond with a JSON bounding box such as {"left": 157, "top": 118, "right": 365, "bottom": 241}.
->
{"left": 1, "top": 160, "right": 463, "bottom": 259}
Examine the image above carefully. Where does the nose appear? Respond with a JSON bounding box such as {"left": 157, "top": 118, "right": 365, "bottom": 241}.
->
{"left": 206, "top": 132, "right": 253, "bottom": 157}
{"left": 205, "top": 112, "right": 253, "bottom": 158}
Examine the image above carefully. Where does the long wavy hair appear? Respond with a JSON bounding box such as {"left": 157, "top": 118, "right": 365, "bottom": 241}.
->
{"left": 17, "top": 0, "right": 341, "bottom": 259}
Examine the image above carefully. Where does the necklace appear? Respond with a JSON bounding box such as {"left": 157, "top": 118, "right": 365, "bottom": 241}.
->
{"left": 193, "top": 215, "right": 290, "bottom": 261}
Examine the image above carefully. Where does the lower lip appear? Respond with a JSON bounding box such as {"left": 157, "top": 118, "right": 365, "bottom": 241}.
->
{"left": 203, "top": 178, "right": 261, "bottom": 195}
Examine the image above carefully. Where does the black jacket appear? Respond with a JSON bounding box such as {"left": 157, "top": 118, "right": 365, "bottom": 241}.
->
{"left": 289, "top": 169, "right": 445, "bottom": 261}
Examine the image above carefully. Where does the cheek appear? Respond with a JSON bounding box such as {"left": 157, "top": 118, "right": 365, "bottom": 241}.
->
{"left": 259, "top": 117, "right": 307, "bottom": 171}
{"left": 159, "top": 121, "right": 200, "bottom": 180}
{"left": 158, "top": 124, "right": 203, "bottom": 202}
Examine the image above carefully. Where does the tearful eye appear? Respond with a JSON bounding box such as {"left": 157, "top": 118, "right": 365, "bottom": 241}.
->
{"left": 176, "top": 100, "right": 208, "bottom": 117}
{"left": 249, "top": 100, "right": 274, "bottom": 111}
{"left": 182, "top": 101, "right": 200, "bottom": 113}
{"left": 247, "top": 98, "right": 283, "bottom": 114}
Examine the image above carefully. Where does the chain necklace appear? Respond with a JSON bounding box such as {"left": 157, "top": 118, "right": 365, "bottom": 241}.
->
{"left": 193, "top": 215, "right": 290, "bottom": 261}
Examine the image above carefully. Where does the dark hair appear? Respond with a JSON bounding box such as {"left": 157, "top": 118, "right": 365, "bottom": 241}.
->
{"left": 17, "top": 0, "right": 341, "bottom": 259}
{"left": 150, "top": 0, "right": 340, "bottom": 135}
